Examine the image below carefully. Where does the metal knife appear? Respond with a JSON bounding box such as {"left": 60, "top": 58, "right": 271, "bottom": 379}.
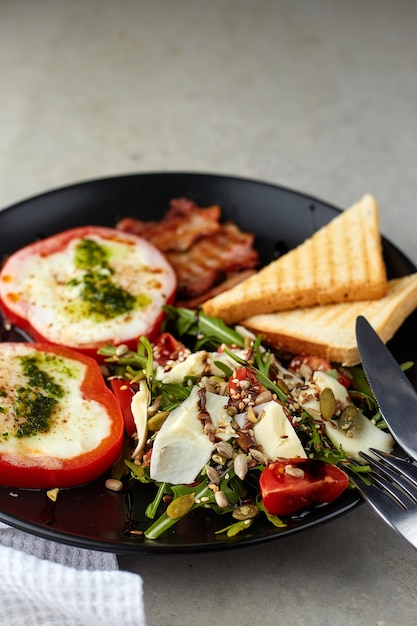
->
{"left": 356, "top": 315, "right": 417, "bottom": 461}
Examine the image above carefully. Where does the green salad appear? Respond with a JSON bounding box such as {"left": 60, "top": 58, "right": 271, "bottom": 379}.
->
{"left": 99, "top": 306, "right": 396, "bottom": 540}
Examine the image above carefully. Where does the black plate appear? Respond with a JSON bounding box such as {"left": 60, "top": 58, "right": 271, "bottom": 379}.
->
{"left": 0, "top": 172, "right": 416, "bottom": 554}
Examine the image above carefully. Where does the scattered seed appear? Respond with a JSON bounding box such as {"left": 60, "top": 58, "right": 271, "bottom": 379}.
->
{"left": 205, "top": 464, "right": 221, "bottom": 484}
{"left": 214, "top": 490, "right": 229, "bottom": 508}
{"left": 147, "top": 395, "right": 162, "bottom": 417}
{"left": 246, "top": 406, "right": 258, "bottom": 423}
{"left": 250, "top": 448, "right": 269, "bottom": 465}
{"left": 284, "top": 465, "right": 305, "bottom": 478}
{"left": 234, "top": 453, "right": 249, "bottom": 480}
{"left": 204, "top": 422, "right": 216, "bottom": 435}
{"left": 116, "top": 344, "right": 130, "bottom": 357}
{"left": 215, "top": 441, "right": 233, "bottom": 459}
{"left": 254, "top": 390, "right": 273, "bottom": 405}
{"left": 105, "top": 478, "right": 123, "bottom": 492}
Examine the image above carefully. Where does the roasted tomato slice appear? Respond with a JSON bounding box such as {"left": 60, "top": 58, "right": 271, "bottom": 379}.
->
{"left": 259, "top": 458, "right": 349, "bottom": 516}
{"left": 288, "top": 355, "right": 352, "bottom": 388}
{"left": 151, "top": 332, "right": 189, "bottom": 367}
{"left": 228, "top": 366, "right": 266, "bottom": 407}
{"left": 228, "top": 366, "right": 260, "bottom": 393}
{"left": 0, "top": 226, "right": 177, "bottom": 360}
{"left": 0, "top": 342, "right": 124, "bottom": 489}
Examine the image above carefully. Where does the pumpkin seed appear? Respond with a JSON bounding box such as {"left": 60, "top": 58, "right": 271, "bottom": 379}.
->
{"left": 277, "top": 379, "right": 290, "bottom": 395}
{"left": 147, "top": 410, "right": 170, "bottom": 431}
{"left": 339, "top": 404, "right": 360, "bottom": 430}
{"left": 166, "top": 493, "right": 195, "bottom": 519}
{"left": 320, "top": 387, "right": 336, "bottom": 420}
{"left": 232, "top": 504, "right": 259, "bottom": 521}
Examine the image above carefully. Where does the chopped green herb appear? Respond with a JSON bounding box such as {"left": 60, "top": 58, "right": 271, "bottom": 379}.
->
{"left": 70, "top": 238, "right": 148, "bottom": 320}
{"left": 19, "top": 356, "right": 63, "bottom": 399}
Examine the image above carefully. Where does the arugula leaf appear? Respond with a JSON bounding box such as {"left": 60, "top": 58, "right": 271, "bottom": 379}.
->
{"left": 212, "top": 360, "right": 234, "bottom": 378}
{"left": 298, "top": 415, "right": 347, "bottom": 463}
{"left": 252, "top": 367, "right": 288, "bottom": 403}
{"left": 144, "top": 467, "right": 246, "bottom": 539}
{"left": 215, "top": 519, "right": 254, "bottom": 537}
{"left": 99, "top": 344, "right": 143, "bottom": 364}
{"left": 144, "top": 478, "right": 213, "bottom": 539}
{"left": 163, "top": 306, "right": 245, "bottom": 349}
{"left": 139, "top": 336, "right": 154, "bottom": 382}
{"left": 145, "top": 481, "right": 168, "bottom": 519}
{"left": 152, "top": 380, "right": 193, "bottom": 412}
{"left": 256, "top": 496, "right": 287, "bottom": 528}
{"left": 401, "top": 361, "right": 414, "bottom": 372}
{"left": 221, "top": 341, "right": 288, "bottom": 403}
{"left": 125, "top": 460, "right": 153, "bottom": 483}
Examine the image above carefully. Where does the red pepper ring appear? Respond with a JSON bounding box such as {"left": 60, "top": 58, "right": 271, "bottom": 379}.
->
{"left": 0, "top": 342, "right": 124, "bottom": 489}
{"left": 109, "top": 378, "right": 138, "bottom": 437}
{"left": 0, "top": 226, "right": 177, "bottom": 361}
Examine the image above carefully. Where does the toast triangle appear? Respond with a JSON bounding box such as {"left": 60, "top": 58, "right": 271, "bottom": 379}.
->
{"left": 202, "top": 194, "right": 387, "bottom": 324}
{"left": 241, "top": 274, "right": 417, "bottom": 366}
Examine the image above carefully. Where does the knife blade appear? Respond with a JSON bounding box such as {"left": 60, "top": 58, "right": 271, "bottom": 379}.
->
{"left": 356, "top": 315, "right": 417, "bottom": 461}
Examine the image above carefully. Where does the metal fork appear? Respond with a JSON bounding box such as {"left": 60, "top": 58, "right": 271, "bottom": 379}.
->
{"left": 344, "top": 448, "right": 417, "bottom": 550}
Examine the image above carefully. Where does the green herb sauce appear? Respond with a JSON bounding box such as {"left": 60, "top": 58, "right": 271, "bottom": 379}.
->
{"left": 11, "top": 355, "right": 66, "bottom": 438}
{"left": 70, "top": 238, "right": 148, "bottom": 320}
{"left": 19, "top": 356, "right": 64, "bottom": 399}
{"left": 74, "top": 237, "right": 110, "bottom": 270}
{"left": 14, "top": 388, "right": 58, "bottom": 438}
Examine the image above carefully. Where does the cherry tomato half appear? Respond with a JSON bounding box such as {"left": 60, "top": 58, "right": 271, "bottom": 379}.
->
{"left": 259, "top": 458, "right": 349, "bottom": 517}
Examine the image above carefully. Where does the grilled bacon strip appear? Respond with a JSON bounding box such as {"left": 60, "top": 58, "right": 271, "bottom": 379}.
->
{"left": 116, "top": 197, "right": 259, "bottom": 305}
{"left": 117, "top": 198, "right": 221, "bottom": 253}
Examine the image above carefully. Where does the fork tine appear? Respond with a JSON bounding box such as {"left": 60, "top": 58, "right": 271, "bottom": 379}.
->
{"left": 343, "top": 465, "right": 403, "bottom": 524}
{"left": 368, "top": 448, "right": 417, "bottom": 485}
{"left": 345, "top": 458, "right": 417, "bottom": 550}
{"left": 359, "top": 451, "right": 417, "bottom": 504}
{"left": 367, "top": 469, "right": 415, "bottom": 509}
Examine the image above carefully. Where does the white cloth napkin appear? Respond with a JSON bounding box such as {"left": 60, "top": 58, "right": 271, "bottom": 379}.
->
{"left": 0, "top": 522, "right": 146, "bottom": 625}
